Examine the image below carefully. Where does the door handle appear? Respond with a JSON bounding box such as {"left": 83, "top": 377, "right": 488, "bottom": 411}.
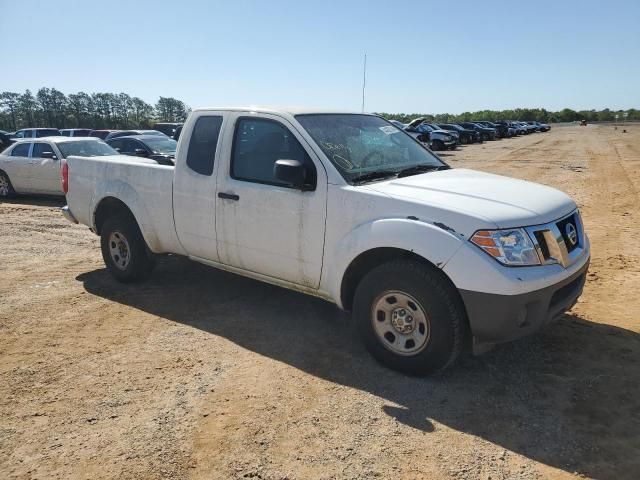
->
{"left": 218, "top": 192, "right": 239, "bottom": 201}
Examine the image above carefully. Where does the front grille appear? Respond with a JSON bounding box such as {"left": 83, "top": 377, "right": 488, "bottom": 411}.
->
{"left": 556, "top": 214, "right": 579, "bottom": 253}
{"left": 525, "top": 210, "right": 585, "bottom": 268}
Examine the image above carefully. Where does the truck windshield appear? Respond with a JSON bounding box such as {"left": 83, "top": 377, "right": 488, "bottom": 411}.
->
{"left": 57, "top": 140, "right": 118, "bottom": 158}
{"left": 296, "top": 114, "right": 445, "bottom": 184}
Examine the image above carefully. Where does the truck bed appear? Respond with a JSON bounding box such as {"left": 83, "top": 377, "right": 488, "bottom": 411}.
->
{"left": 65, "top": 155, "right": 183, "bottom": 254}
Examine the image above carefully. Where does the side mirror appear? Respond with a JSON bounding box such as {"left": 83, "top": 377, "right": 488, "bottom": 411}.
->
{"left": 41, "top": 151, "right": 57, "bottom": 160}
{"left": 114, "top": 147, "right": 121, "bottom": 153}
{"left": 274, "top": 159, "right": 310, "bottom": 190}
{"left": 134, "top": 148, "right": 148, "bottom": 157}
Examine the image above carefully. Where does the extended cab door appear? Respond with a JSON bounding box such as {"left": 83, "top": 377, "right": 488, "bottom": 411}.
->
{"left": 173, "top": 114, "right": 225, "bottom": 261}
{"left": 215, "top": 113, "right": 327, "bottom": 289}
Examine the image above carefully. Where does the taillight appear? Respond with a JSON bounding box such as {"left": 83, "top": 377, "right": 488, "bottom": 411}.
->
{"left": 62, "top": 160, "right": 69, "bottom": 194}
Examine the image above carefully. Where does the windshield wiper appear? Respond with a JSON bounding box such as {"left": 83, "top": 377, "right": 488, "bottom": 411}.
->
{"left": 350, "top": 170, "right": 398, "bottom": 185}
{"left": 396, "top": 164, "right": 449, "bottom": 178}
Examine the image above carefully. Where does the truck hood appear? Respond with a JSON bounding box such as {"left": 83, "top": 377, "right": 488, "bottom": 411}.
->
{"left": 365, "top": 168, "right": 576, "bottom": 233}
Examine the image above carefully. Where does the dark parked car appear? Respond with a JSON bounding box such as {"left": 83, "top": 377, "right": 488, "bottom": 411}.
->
{"left": 493, "top": 121, "right": 517, "bottom": 137}
{"left": 153, "top": 122, "right": 183, "bottom": 137}
{"left": 172, "top": 125, "right": 183, "bottom": 141}
{"left": 0, "top": 130, "right": 12, "bottom": 150}
{"left": 104, "top": 129, "right": 167, "bottom": 141}
{"left": 89, "top": 130, "right": 118, "bottom": 139}
{"left": 60, "top": 128, "right": 92, "bottom": 137}
{"left": 475, "top": 121, "right": 512, "bottom": 138}
{"left": 107, "top": 135, "right": 177, "bottom": 165}
{"left": 458, "top": 122, "right": 497, "bottom": 141}
{"left": 434, "top": 123, "right": 479, "bottom": 144}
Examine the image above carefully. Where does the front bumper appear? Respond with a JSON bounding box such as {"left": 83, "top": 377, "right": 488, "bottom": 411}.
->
{"left": 460, "top": 258, "right": 589, "bottom": 353}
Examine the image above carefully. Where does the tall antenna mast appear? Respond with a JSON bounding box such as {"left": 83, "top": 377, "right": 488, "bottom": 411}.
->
{"left": 361, "top": 53, "right": 367, "bottom": 113}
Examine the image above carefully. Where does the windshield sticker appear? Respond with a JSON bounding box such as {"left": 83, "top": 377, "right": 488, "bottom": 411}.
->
{"left": 379, "top": 126, "right": 397, "bottom": 135}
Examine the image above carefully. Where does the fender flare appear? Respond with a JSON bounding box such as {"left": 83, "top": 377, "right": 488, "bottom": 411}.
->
{"left": 90, "top": 179, "right": 161, "bottom": 252}
{"left": 324, "top": 217, "right": 466, "bottom": 309}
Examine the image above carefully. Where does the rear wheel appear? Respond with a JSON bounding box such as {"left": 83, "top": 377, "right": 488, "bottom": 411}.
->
{"left": 0, "top": 171, "right": 14, "bottom": 198}
{"left": 353, "top": 260, "right": 467, "bottom": 376}
{"left": 100, "top": 214, "right": 155, "bottom": 282}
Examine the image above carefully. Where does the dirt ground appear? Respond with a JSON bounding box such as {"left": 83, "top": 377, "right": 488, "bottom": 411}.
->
{"left": 1, "top": 124, "right": 639, "bottom": 480}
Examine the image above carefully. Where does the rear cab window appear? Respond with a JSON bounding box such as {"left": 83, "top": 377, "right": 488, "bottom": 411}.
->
{"left": 186, "top": 116, "right": 223, "bottom": 176}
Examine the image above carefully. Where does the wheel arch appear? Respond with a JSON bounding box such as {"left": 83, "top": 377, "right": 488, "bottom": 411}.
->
{"left": 93, "top": 196, "right": 137, "bottom": 236}
{"left": 340, "top": 247, "right": 461, "bottom": 313}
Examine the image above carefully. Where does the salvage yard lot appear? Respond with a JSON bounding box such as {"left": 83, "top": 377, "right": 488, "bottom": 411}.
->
{"left": 1, "top": 124, "right": 639, "bottom": 480}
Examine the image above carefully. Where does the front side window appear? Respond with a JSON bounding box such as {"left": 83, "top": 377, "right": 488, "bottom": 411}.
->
{"left": 296, "top": 114, "right": 445, "bottom": 184}
{"left": 186, "top": 116, "right": 223, "bottom": 176}
{"left": 11, "top": 143, "right": 31, "bottom": 157}
{"left": 231, "top": 117, "right": 314, "bottom": 187}
{"left": 32, "top": 142, "right": 54, "bottom": 158}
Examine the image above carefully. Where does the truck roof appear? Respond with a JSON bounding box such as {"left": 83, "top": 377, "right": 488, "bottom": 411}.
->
{"left": 192, "top": 106, "right": 373, "bottom": 116}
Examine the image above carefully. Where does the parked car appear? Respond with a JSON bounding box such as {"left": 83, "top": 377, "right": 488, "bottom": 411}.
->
{"left": 458, "top": 122, "right": 497, "bottom": 141}
{"left": 153, "top": 122, "right": 183, "bottom": 137}
{"left": 0, "top": 130, "right": 12, "bottom": 151}
{"left": 493, "top": 121, "right": 517, "bottom": 137}
{"left": 475, "top": 121, "right": 512, "bottom": 138}
{"left": 435, "top": 123, "right": 479, "bottom": 144}
{"left": 61, "top": 107, "right": 589, "bottom": 376}
{"left": 421, "top": 123, "right": 460, "bottom": 143}
{"left": 516, "top": 121, "right": 536, "bottom": 134}
{"left": 0, "top": 137, "right": 118, "bottom": 197}
{"left": 107, "top": 135, "right": 177, "bottom": 165}
{"left": 11, "top": 128, "right": 61, "bottom": 139}
{"left": 404, "top": 120, "right": 457, "bottom": 151}
{"left": 527, "top": 121, "right": 551, "bottom": 132}
{"left": 172, "top": 125, "right": 183, "bottom": 141}
{"left": 88, "top": 130, "right": 118, "bottom": 139}
{"left": 104, "top": 130, "right": 167, "bottom": 141}
{"left": 60, "top": 128, "right": 92, "bottom": 137}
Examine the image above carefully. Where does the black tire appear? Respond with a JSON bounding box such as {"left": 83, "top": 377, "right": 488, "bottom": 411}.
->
{"left": 0, "top": 170, "right": 15, "bottom": 198}
{"left": 353, "top": 260, "right": 467, "bottom": 376}
{"left": 460, "top": 136, "right": 468, "bottom": 145}
{"left": 100, "top": 213, "right": 155, "bottom": 282}
{"left": 431, "top": 140, "right": 444, "bottom": 151}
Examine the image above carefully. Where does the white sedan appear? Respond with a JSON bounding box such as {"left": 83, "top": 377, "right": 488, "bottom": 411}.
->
{"left": 0, "top": 137, "right": 119, "bottom": 197}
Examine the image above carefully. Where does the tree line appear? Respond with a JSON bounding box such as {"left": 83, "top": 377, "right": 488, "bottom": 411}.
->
{"left": 0, "top": 88, "right": 190, "bottom": 131}
{"left": 377, "top": 107, "right": 640, "bottom": 125}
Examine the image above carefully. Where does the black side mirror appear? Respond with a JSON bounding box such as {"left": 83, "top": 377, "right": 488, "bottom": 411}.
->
{"left": 274, "top": 159, "right": 310, "bottom": 190}
{"left": 134, "top": 148, "right": 148, "bottom": 157}
{"left": 41, "top": 151, "right": 57, "bottom": 160}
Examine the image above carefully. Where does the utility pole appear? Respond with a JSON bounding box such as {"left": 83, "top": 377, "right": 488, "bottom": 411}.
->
{"left": 361, "top": 53, "right": 367, "bottom": 113}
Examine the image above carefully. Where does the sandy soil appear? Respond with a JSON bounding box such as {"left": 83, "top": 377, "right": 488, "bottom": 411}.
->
{"left": 1, "top": 124, "right": 639, "bottom": 480}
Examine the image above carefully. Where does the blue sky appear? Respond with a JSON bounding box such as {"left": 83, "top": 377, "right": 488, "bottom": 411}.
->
{"left": 1, "top": 0, "right": 638, "bottom": 113}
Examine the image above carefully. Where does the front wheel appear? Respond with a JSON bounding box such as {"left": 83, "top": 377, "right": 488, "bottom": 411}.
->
{"left": 431, "top": 140, "right": 444, "bottom": 151}
{"left": 100, "top": 214, "right": 155, "bottom": 282}
{"left": 0, "top": 171, "right": 15, "bottom": 198}
{"left": 353, "top": 260, "right": 467, "bottom": 376}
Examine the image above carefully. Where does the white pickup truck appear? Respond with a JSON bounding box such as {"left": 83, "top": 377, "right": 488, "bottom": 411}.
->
{"left": 62, "top": 107, "right": 590, "bottom": 375}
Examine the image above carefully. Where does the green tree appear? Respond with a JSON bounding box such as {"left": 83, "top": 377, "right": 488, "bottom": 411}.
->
{"left": 0, "top": 92, "right": 20, "bottom": 130}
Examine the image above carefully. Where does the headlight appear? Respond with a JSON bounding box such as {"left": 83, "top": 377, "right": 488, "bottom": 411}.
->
{"left": 471, "top": 228, "right": 540, "bottom": 266}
